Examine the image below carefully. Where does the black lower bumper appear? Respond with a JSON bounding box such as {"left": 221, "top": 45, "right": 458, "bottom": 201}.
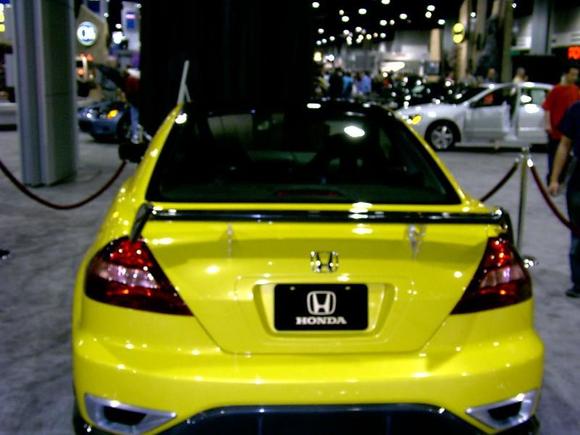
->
{"left": 73, "top": 401, "right": 540, "bottom": 435}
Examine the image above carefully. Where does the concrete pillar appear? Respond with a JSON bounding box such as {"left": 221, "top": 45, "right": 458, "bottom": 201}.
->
{"left": 498, "top": 0, "right": 513, "bottom": 82}
{"left": 13, "top": 0, "right": 77, "bottom": 185}
{"left": 429, "top": 28, "right": 442, "bottom": 62}
{"left": 455, "top": 0, "right": 471, "bottom": 80}
{"left": 530, "top": 0, "right": 551, "bottom": 55}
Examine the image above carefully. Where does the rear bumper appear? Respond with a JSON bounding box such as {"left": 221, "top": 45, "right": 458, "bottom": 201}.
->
{"left": 73, "top": 328, "right": 542, "bottom": 434}
{"left": 73, "top": 402, "right": 540, "bottom": 435}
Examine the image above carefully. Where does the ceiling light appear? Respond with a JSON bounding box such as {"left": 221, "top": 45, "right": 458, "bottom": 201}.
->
{"left": 339, "top": 9, "right": 344, "bottom": 15}
{"left": 425, "top": 11, "right": 432, "bottom": 18}
{"left": 470, "top": 12, "right": 476, "bottom": 18}
{"left": 355, "top": 26, "right": 362, "bottom": 32}
{"left": 380, "top": 19, "right": 387, "bottom": 26}
{"left": 343, "top": 29, "right": 350, "bottom": 35}
{"left": 380, "top": 32, "right": 386, "bottom": 38}
{"left": 390, "top": 19, "right": 395, "bottom": 25}
{"left": 312, "top": 1, "right": 320, "bottom": 8}
{"left": 342, "top": 15, "right": 350, "bottom": 22}
{"left": 358, "top": 8, "right": 367, "bottom": 15}
{"left": 318, "top": 28, "right": 324, "bottom": 34}
{"left": 103, "top": 12, "right": 109, "bottom": 17}
{"left": 329, "top": 36, "right": 335, "bottom": 41}
{"left": 381, "top": 0, "right": 391, "bottom": 4}
{"left": 366, "top": 34, "right": 372, "bottom": 40}
{"left": 427, "top": 5, "right": 435, "bottom": 12}
{"left": 373, "top": 32, "right": 378, "bottom": 37}
{"left": 399, "top": 13, "right": 408, "bottom": 20}
{"left": 512, "top": 2, "right": 517, "bottom": 8}
{"left": 438, "top": 19, "right": 446, "bottom": 25}
{"left": 115, "top": 23, "right": 122, "bottom": 29}
{"left": 316, "top": 40, "right": 321, "bottom": 45}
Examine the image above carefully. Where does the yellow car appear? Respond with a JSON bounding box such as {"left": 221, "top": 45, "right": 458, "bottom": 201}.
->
{"left": 72, "top": 101, "right": 542, "bottom": 434}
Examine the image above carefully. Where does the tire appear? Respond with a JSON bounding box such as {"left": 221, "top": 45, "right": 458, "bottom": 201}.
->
{"left": 426, "top": 121, "right": 459, "bottom": 151}
{"left": 116, "top": 116, "right": 131, "bottom": 143}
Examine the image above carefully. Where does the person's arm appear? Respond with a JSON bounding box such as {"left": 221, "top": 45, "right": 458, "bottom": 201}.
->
{"left": 548, "top": 135, "right": 572, "bottom": 195}
{"left": 544, "top": 111, "right": 552, "bottom": 134}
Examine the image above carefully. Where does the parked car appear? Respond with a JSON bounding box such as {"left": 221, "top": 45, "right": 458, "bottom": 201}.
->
{"left": 77, "top": 100, "right": 130, "bottom": 142}
{"left": 398, "top": 82, "right": 552, "bottom": 150}
{"left": 72, "top": 100, "right": 542, "bottom": 435}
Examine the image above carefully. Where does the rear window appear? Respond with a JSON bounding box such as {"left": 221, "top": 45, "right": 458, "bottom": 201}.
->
{"left": 146, "top": 104, "right": 460, "bottom": 204}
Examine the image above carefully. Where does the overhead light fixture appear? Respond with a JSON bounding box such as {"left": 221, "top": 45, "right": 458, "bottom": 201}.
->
{"left": 343, "top": 29, "right": 350, "bottom": 35}
{"left": 427, "top": 5, "right": 435, "bottom": 12}
{"left": 399, "top": 13, "right": 408, "bottom": 20}
{"left": 380, "top": 19, "right": 387, "bottom": 26}
{"left": 380, "top": 32, "right": 386, "bottom": 38}
{"left": 470, "top": 12, "right": 476, "bottom": 18}
{"left": 312, "top": 1, "right": 320, "bottom": 8}
{"left": 381, "top": 0, "right": 391, "bottom": 4}
{"left": 390, "top": 19, "right": 395, "bottom": 25}
{"left": 358, "top": 8, "right": 367, "bottom": 15}
{"left": 318, "top": 28, "right": 324, "bottom": 34}
{"left": 322, "top": 38, "right": 327, "bottom": 43}
{"left": 339, "top": 9, "right": 344, "bottom": 15}
{"left": 342, "top": 15, "right": 350, "bottom": 22}
{"left": 366, "top": 34, "right": 372, "bottom": 40}
{"left": 373, "top": 32, "right": 378, "bottom": 37}
{"left": 115, "top": 23, "right": 122, "bottom": 30}
{"left": 425, "top": 11, "right": 432, "bottom": 18}
{"left": 329, "top": 36, "right": 335, "bottom": 41}
{"left": 355, "top": 26, "right": 362, "bottom": 32}
{"left": 103, "top": 12, "right": 109, "bottom": 17}
{"left": 512, "top": 2, "right": 517, "bottom": 8}
{"left": 438, "top": 19, "right": 446, "bottom": 25}
{"left": 314, "top": 51, "right": 323, "bottom": 62}
{"left": 316, "top": 40, "right": 321, "bottom": 46}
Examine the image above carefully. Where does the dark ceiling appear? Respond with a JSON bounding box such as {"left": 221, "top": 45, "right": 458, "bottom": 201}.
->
{"left": 311, "top": 0, "right": 534, "bottom": 47}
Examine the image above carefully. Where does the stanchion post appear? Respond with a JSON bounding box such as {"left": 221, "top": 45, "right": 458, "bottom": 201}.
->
{"left": 516, "top": 147, "right": 530, "bottom": 251}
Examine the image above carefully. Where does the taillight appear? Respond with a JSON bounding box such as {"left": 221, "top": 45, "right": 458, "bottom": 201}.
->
{"left": 85, "top": 237, "right": 192, "bottom": 315}
{"left": 451, "top": 238, "right": 531, "bottom": 314}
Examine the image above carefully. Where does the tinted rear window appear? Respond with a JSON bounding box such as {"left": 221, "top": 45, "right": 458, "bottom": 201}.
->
{"left": 146, "top": 104, "right": 460, "bottom": 204}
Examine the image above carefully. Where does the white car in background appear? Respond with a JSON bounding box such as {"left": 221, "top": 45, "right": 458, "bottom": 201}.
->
{"left": 398, "top": 82, "right": 553, "bottom": 150}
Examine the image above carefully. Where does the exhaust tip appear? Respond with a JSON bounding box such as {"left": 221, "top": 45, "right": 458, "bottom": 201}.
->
{"left": 466, "top": 390, "right": 539, "bottom": 431}
{"left": 85, "top": 394, "right": 176, "bottom": 434}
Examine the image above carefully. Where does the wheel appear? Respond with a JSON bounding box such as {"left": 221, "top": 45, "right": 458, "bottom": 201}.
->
{"left": 426, "top": 122, "right": 459, "bottom": 150}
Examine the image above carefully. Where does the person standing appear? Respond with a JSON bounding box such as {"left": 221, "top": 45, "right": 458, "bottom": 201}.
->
{"left": 512, "top": 67, "right": 527, "bottom": 85}
{"left": 548, "top": 101, "right": 580, "bottom": 298}
{"left": 543, "top": 65, "right": 580, "bottom": 183}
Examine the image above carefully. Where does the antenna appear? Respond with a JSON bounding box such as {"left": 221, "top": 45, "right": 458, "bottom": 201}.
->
{"left": 177, "top": 60, "right": 191, "bottom": 105}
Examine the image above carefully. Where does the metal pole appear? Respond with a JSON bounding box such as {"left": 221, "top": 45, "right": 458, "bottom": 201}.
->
{"left": 516, "top": 147, "right": 530, "bottom": 250}
{"left": 177, "top": 60, "right": 190, "bottom": 105}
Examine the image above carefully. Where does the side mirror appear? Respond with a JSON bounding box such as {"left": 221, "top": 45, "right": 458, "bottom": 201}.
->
{"left": 119, "top": 141, "right": 147, "bottom": 163}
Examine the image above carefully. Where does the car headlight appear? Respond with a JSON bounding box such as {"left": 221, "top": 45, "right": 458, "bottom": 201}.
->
{"left": 402, "top": 114, "right": 423, "bottom": 125}
{"left": 105, "top": 109, "right": 120, "bottom": 119}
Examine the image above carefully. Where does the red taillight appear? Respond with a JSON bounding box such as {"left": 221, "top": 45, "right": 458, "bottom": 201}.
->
{"left": 451, "top": 238, "right": 531, "bottom": 314}
{"left": 85, "top": 237, "right": 192, "bottom": 315}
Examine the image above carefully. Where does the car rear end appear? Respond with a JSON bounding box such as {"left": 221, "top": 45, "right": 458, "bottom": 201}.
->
{"left": 72, "top": 102, "right": 542, "bottom": 434}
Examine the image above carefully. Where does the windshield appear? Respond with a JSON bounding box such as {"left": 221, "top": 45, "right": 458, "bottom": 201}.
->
{"left": 146, "top": 103, "right": 460, "bottom": 205}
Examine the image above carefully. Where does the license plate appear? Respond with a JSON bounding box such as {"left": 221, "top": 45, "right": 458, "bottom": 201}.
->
{"left": 274, "top": 284, "right": 368, "bottom": 331}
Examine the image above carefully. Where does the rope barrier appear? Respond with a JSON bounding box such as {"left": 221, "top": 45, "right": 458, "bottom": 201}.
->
{"left": 479, "top": 159, "right": 520, "bottom": 202}
{"left": 0, "top": 158, "right": 127, "bottom": 210}
{"left": 528, "top": 162, "right": 580, "bottom": 237}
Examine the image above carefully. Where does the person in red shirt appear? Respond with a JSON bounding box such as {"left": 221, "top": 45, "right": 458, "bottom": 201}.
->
{"left": 543, "top": 65, "right": 580, "bottom": 183}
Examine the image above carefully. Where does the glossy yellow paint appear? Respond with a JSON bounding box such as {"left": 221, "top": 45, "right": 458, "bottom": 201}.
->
{"left": 72, "top": 104, "right": 543, "bottom": 434}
